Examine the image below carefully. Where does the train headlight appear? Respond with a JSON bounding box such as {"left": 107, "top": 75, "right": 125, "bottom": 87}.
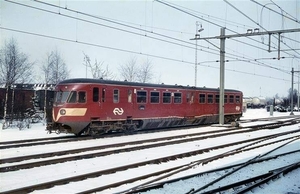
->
{"left": 60, "top": 109, "right": 66, "bottom": 115}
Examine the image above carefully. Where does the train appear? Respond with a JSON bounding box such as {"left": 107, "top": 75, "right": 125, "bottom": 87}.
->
{"left": 0, "top": 84, "right": 54, "bottom": 120}
{"left": 46, "top": 78, "right": 243, "bottom": 136}
{"left": 0, "top": 87, "right": 34, "bottom": 119}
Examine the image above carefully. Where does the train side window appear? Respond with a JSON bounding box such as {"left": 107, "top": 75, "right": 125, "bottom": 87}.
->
{"left": 102, "top": 89, "right": 105, "bottom": 102}
{"left": 128, "top": 90, "right": 132, "bottom": 103}
{"left": 150, "top": 91, "right": 159, "bottom": 103}
{"left": 229, "top": 95, "right": 234, "bottom": 103}
{"left": 93, "top": 87, "right": 99, "bottom": 102}
{"left": 224, "top": 95, "right": 228, "bottom": 103}
{"left": 78, "top": 91, "right": 86, "bottom": 103}
{"left": 137, "top": 91, "right": 147, "bottom": 103}
{"left": 174, "top": 92, "right": 182, "bottom": 104}
{"left": 113, "top": 89, "right": 119, "bottom": 103}
{"left": 215, "top": 94, "right": 219, "bottom": 103}
{"left": 199, "top": 93, "right": 206, "bottom": 103}
{"left": 163, "top": 92, "right": 171, "bottom": 103}
{"left": 236, "top": 95, "right": 240, "bottom": 103}
{"left": 67, "top": 91, "right": 77, "bottom": 103}
{"left": 207, "top": 94, "right": 213, "bottom": 103}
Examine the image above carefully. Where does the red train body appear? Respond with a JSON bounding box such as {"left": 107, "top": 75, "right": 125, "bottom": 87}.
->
{"left": 47, "top": 78, "right": 243, "bottom": 135}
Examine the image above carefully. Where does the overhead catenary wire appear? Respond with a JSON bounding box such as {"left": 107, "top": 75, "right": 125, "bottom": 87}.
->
{"left": 0, "top": 26, "right": 291, "bottom": 83}
{"left": 154, "top": 0, "right": 280, "bottom": 52}
{"left": 251, "top": 0, "right": 300, "bottom": 24}
{"left": 6, "top": 0, "right": 291, "bottom": 72}
{"left": 2, "top": 0, "right": 296, "bottom": 83}
{"left": 224, "top": 0, "right": 300, "bottom": 58}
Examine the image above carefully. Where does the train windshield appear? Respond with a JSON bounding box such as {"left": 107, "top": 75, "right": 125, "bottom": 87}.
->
{"left": 55, "top": 91, "right": 70, "bottom": 104}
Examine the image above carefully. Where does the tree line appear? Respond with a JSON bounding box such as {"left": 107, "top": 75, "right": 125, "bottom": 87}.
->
{"left": 0, "top": 38, "right": 156, "bottom": 124}
{"left": 0, "top": 38, "right": 155, "bottom": 87}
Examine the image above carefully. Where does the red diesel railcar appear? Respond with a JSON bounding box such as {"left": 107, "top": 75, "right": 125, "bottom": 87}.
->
{"left": 47, "top": 78, "right": 243, "bottom": 135}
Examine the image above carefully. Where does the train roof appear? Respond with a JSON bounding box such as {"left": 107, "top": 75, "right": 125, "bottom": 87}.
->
{"left": 58, "top": 78, "right": 242, "bottom": 93}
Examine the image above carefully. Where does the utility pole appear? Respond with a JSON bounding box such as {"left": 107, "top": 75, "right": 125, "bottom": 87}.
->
{"left": 191, "top": 27, "right": 300, "bottom": 125}
{"left": 194, "top": 22, "right": 203, "bottom": 87}
{"left": 290, "top": 68, "right": 300, "bottom": 115}
{"left": 219, "top": 27, "right": 226, "bottom": 125}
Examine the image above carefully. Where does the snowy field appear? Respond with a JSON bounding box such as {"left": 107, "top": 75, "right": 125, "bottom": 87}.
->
{"left": 0, "top": 108, "right": 300, "bottom": 194}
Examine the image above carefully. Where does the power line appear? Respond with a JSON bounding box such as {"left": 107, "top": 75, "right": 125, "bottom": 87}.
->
{"left": 251, "top": 0, "right": 300, "bottom": 24}
{"left": 1, "top": 26, "right": 291, "bottom": 83}
{"left": 154, "top": 0, "right": 281, "bottom": 53}
{"left": 224, "top": 0, "right": 300, "bottom": 58}
{"left": 7, "top": 0, "right": 287, "bottom": 71}
{"left": 2, "top": 1, "right": 295, "bottom": 83}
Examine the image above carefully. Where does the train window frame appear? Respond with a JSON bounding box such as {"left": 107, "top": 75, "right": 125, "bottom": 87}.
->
{"left": 235, "top": 95, "right": 240, "bottom": 103}
{"left": 137, "top": 90, "right": 147, "bottom": 103}
{"left": 150, "top": 91, "right": 160, "bottom": 104}
{"left": 102, "top": 88, "right": 105, "bottom": 102}
{"left": 55, "top": 91, "right": 70, "bottom": 104}
{"left": 215, "top": 94, "right": 220, "bottom": 104}
{"left": 207, "top": 94, "right": 214, "bottom": 104}
{"left": 174, "top": 92, "right": 182, "bottom": 104}
{"left": 93, "top": 87, "right": 99, "bottom": 102}
{"left": 113, "top": 89, "right": 119, "bottom": 103}
{"left": 163, "top": 92, "right": 171, "bottom": 104}
{"left": 224, "top": 95, "right": 228, "bottom": 103}
{"left": 78, "top": 91, "right": 86, "bottom": 103}
{"left": 67, "top": 91, "right": 77, "bottom": 103}
{"left": 229, "top": 95, "right": 234, "bottom": 103}
{"left": 199, "top": 93, "right": 206, "bottom": 103}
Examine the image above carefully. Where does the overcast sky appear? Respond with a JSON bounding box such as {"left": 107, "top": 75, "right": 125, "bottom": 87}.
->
{"left": 1, "top": 0, "right": 299, "bottom": 98}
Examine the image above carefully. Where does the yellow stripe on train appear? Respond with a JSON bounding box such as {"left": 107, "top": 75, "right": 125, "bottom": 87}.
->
{"left": 54, "top": 108, "right": 87, "bottom": 122}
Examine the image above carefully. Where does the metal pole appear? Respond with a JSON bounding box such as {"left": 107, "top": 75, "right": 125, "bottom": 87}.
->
{"left": 297, "top": 66, "right": 299, "bottom": 111}
{"left": 290, "top": 67, "right": 294, "bottom": 115}
{"left": 195, "top": 36, "right": 198, "bottom": 87}
{"left": 219, "top": 27, "right": 226, "bottom": 125}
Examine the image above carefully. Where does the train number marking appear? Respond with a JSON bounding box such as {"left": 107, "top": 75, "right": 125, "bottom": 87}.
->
{"left": 113, "top": 108, "right": 124, "bottom": 115}
{"left": 236, "top": 106, "right": 241, "bottom": 111}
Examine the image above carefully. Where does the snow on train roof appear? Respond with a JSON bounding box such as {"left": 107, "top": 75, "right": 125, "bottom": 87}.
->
{"left": 58, "top": 78, "right": 242, "bottom": 93}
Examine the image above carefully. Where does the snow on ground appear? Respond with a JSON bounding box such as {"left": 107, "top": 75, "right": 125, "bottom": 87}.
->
{"left": 0, "top": 108, "right": 300, "bottom": 194}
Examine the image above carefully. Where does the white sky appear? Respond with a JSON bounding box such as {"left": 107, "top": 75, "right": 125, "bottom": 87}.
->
{"left": 1, "top": 0, "right": 299, "bottom": 98}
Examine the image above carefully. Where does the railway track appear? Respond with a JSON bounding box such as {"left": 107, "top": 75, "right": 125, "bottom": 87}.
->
{"left": 0, "top": 114, "right": 298, "bottom": 149}
{"left": 126, "top": 137, "right": 300, "bottom": 194}
{"left": 1, "top": 118, "right": 300, "bottom": 172}
{"left": 127, "top": 151, "right": 300, "bottom": 194}
{"left": 1, "top": 126, "right": 299, "bottom": 193}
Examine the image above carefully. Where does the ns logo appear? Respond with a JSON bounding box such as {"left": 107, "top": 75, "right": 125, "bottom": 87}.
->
{"left": 113, "top": 108, "right": 124, "bottom": 115}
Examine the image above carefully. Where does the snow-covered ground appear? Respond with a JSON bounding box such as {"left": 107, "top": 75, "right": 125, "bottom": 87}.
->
{"left": 0, "top": 108, "right": 300, "bottom": 194}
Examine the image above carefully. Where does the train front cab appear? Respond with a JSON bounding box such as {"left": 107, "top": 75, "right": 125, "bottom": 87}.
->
{"left": 47, "top": 85, "right": 89, "bottom": 135}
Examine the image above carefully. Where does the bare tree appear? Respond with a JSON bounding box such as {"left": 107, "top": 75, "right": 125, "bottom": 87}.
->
{"left": 46, "top": 49, "right": 69, "bottom": 85}
{"left": 0, "top": 38, "right": 34, "bottom": 85}
{"left": 119, "top": 57, "right": 139, "bottom": 82}
{"left": 137, "top": 58, "right": 153, "bottom": 83}
{"left": 0, "top": 38, "right": 34, "bottom": 128}
{"left": 83, "top": 53, "right": 114, "bottom": 79}
{"left": 119, "top": 57, "right": 154, "bottom": 83}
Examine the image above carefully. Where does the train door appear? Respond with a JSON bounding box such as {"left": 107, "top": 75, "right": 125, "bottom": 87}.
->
{"left": 186, "top": 91, "right": 195, "bottom": 118}
{"left": 127, "top": 89, "right": 134, "bottom": 120}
